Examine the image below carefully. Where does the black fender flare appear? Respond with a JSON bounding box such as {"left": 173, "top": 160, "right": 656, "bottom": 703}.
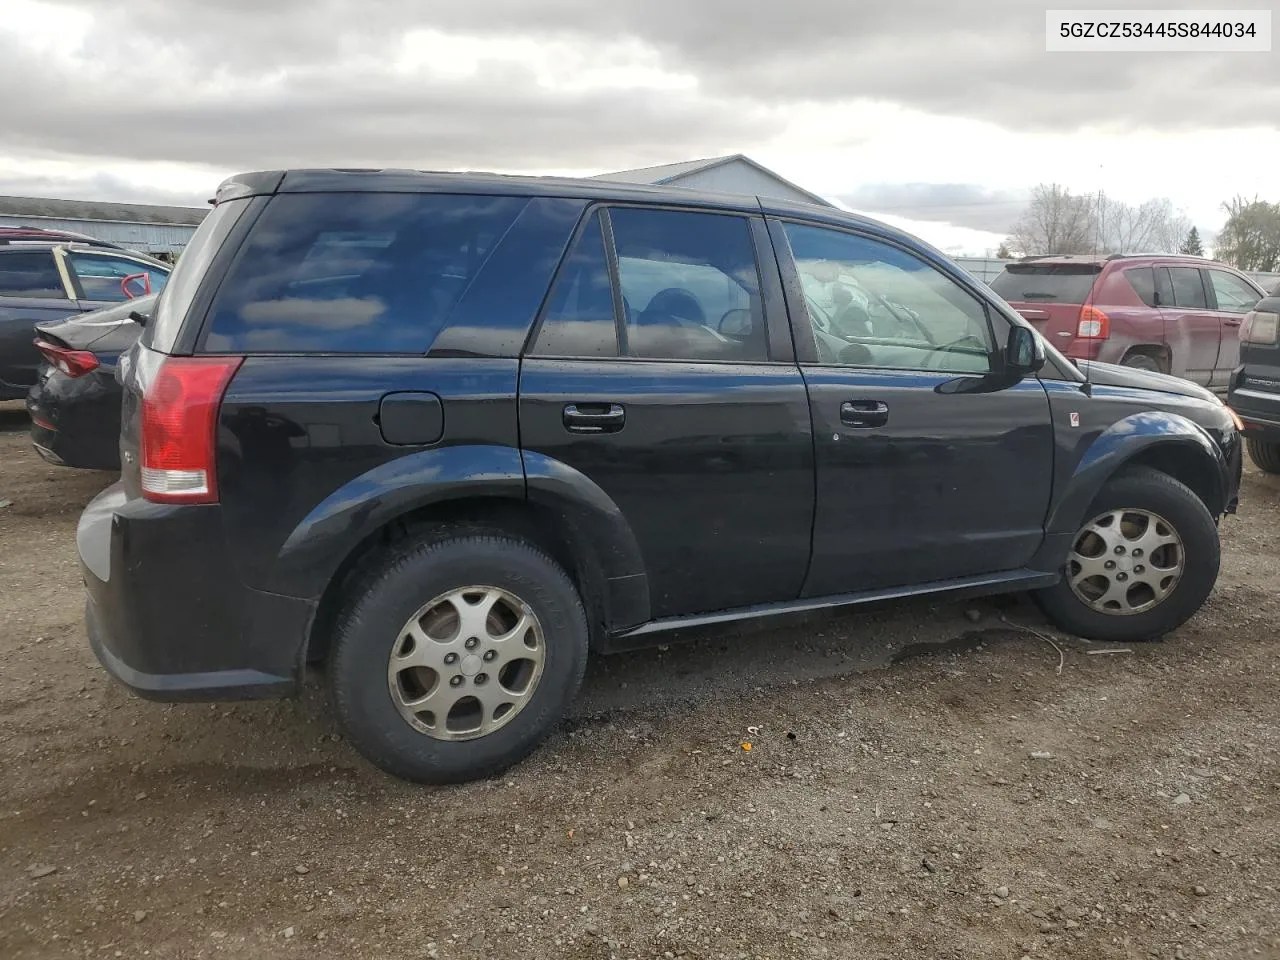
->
{"left": 1044, "top": 410, "right": 1227, "bottom": 540}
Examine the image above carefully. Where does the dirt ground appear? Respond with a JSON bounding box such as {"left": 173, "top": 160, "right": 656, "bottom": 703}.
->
{"left": 1, "top": 398, "right": 1278, "bottom": 960}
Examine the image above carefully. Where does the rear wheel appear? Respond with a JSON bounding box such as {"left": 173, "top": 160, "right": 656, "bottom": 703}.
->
{"left": 1034, "top": 467, "right": 1219, "bottom": 642}
{"left": 1246, "top": 437, "right": 1280, "bottom": 474}
{"left": 1121, "top": 352, "right": 1163, "bottom": 373}
{"left": 329, "top": 533, "right": 588, "bottom": 784}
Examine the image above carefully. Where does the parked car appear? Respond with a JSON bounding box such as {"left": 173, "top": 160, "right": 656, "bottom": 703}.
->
{"left": 27, "top": 294, "right": 156, "bottom": 469}
{"left": 1227, "top": 294, "right": 1280, "bottom": 473}
{"left": 79, "top": 170, "right": 1242, "bottom": 784}
{"left": 0, "top": 229, "right": 169, "bottom": 400}
{"left": 991, "top": 254, "right": 1265, "bottom": 391}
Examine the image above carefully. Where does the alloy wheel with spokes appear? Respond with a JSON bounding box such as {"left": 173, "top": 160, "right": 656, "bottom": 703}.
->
{"left": 387, "top": 585, "right": 545, "bottom": 740}
{"left": 1067, "top": 508, "right": 1185, "bottom": 616}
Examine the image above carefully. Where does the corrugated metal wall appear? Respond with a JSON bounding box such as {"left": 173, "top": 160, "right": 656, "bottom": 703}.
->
{"left": 666, "top": 163, "right": 823, "bottom": 207}
{"left": 0, "top": 215, "right": 198, "bottom": 255}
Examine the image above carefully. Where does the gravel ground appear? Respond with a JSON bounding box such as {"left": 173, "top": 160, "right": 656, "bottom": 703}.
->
{"left": 1, "top": 398, "right": 1278, "bottom": 960}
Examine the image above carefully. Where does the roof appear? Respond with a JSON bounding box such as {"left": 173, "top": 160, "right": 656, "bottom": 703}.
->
{"left": 591, "top": 154, "right": 834, "bottom": 208}
{"left": 0, "top": 195, "right": 207, "bottom": 227}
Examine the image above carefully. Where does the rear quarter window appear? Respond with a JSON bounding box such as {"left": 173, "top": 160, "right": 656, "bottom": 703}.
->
{"left": 0, "top": 251, "right": 65, "bottom": 298}
{"left": 202, "top": 193, "right": 527, "bottom": 353}
{"left": 1124, "top": 267, "right": 1158, "bottom": 307}
{"left": 990, "top": 265, "right": 1100, "bottom": 304}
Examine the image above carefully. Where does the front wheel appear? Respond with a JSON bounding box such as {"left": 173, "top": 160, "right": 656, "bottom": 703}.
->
{"left": 329, "top": 533, "right": 589, "bottom": 784}
{"left": 1246, "top": 437, "right": 1280, "bottom": 474}
{"left": 1034, "top": 467, "right": 1220, "bottom": 642}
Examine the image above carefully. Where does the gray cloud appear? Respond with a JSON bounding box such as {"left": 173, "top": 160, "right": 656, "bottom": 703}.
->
{"left": 837, "top": 184, "right": 1031, "bottom": 234}
{"left": 7, "top": 0, "right": 1278, "bottom": 193}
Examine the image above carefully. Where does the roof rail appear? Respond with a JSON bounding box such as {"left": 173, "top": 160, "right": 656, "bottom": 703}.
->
{"left": 0, "top": 226, "right": 125, "bottom": 250}
{"left": 1104, "top": 252, "right": 1211, "bottom": 261}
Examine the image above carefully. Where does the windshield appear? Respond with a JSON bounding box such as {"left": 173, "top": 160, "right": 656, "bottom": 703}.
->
{"left": 990, "top": 265, "right": 1101, "bottom": 304}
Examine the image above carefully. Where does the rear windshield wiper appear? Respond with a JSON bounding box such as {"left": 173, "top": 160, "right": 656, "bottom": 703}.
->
{"left": 1020, "top": 293, "right": 1060, "bottom": 300}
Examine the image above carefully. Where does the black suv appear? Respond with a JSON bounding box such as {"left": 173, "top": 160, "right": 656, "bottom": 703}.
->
{"left": 79, "top": 170, "right": 1242, "bottom": 784}
{"left": 1228, "top": 294, "right": 1280, "bottom": 473}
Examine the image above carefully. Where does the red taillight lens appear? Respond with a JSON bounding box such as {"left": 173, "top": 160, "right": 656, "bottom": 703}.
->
{"left": 34, "top": 338, "right": 99, "bottom": 378}
{"left": 1076, "top": 305, "right": 1111, "bottom": 340}
{"left": 140, "top": 355, "right": 242, "bottom": 504}
{"left": 1240, "top": 309, "right": 1279, "bottom": 345}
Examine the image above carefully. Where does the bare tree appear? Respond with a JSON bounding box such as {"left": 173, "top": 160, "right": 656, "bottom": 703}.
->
{"left": 1006, "top": 184, "right": 1096, "bottom": 256}
{"left": 1216, "top": 196, "right": 1280, "bottom": 271}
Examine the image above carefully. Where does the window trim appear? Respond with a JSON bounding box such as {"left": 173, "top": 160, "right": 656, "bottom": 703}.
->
{"left": 768, "top": 216, "right": 1005, "bottom": 376}
{"left": 525, "top": 201, "right": 789, "bottom": 366}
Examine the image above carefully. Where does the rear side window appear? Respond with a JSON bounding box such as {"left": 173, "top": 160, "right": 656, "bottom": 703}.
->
{"left": 989, "top": 265, "right": 1100, "bottom": 304}
{"left": 1124, "top": 267, "right": 1158, "bottom": 307}
{"left": 0, "top": 251, "right": 64, "bottom": 298}
{"left": 1168, "top": 267, "right": 1208, "bottom": 309}
{"left": 533, "top": 212, "right": 617, "bottom": 358}
{"left": 609, "top": 207, "right": 766, "bottom": 361}
{"left": 203, "top": 193, "right": 526, "bottom": 353}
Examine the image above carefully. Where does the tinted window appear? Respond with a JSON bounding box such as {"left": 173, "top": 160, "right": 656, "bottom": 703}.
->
{"left": 1124, "top": 267, "right": 1157, "bottom": 307}
{"left": 0, "top": 251, "right": 64, "bottom": 298}
{"left": 608, "top": 207, "right": 766, "bottom": 361}
{"left": 1208, "top": 269, "right": 1260, "bottom": 314}
{"left": 532, "top": 212, "right": 617, "bottom": 358}
{"left": 204, "top": 193, "right": 526, "bottom": 353}
{"left": 1168, "top": 267, "right": 1208, "bottom": 308}
{"left": 990, "top": 265, "right": 1100, "bottom": 304}
{"left": 784, "top": 223, "right": 993, "bottom": 374}
{"left": 148, "top": 198, "right": 248, "bottom": 353}
{"left": 68, "top": 253, "right": 169, "bottom": 302}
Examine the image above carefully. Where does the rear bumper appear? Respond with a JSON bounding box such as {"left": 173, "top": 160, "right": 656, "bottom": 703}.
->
{"left": 1229, "top": 382, "right": 1280, "bottom": 442}
{"left": 26, "top": 374, "right": 122, "bottom": 471}
{"left": 78, "top": 482, "right": 316, "bottom": 701}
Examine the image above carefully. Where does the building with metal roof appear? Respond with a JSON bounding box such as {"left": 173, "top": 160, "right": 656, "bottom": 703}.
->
{"left": 0, "top": 195, "right": 206, "bottom": 258}
{"left": 593, "top": 155, "right": 835, "bottom": 208}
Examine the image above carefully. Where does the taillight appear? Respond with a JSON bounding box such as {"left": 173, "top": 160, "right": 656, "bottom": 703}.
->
{"left": 34, "top": 338, "right": 99, "bottom": 378}
{"left": 140, "top": 355, "right": 242, "bottom": 504}
{"left": 1076, "top": 305, "right": 1110, "bottom": 340}
{"left": 1240, "top": 308, "right": 1279, "bottom": 345}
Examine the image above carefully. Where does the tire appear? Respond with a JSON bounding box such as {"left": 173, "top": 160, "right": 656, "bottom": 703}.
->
{"left": 1033, "top": 467, "right": 1220, "bottom": 643}
{"left": 1121, "top": 352, "right": 1162, "bottom": 373}
{"left": 329, "top": 533, "right": 588, "bottom": 784}
{"left": 1246, "top": 436, "right": 1280, "bottom": 474}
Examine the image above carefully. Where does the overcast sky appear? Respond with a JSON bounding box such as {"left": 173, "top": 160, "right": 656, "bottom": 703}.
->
{"left": 2, "top": 0, "right": 1277, "bottom": 254}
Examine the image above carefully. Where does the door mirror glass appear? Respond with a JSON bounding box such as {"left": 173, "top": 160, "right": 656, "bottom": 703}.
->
{"left": 1006, "top": 325, "right": 1045, "bottom": 377}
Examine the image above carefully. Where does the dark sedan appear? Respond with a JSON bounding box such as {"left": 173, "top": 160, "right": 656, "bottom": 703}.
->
{"left": 27, "top": 294, "right": 155, "bottom": 470}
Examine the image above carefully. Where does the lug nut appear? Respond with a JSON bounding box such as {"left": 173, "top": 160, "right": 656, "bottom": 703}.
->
{"left": 465, "top": 637, "right": 479, "bottom": 650}
{"left": 1135, "top": 564, "right": 1145, "bottom": 574}
{"left": 483, "top": 650, "right": 496, "bottom": 662}
{"left": 475, "top": 673, "right": 488, "bottom": 685}
{"left": 449, "top": 675, "right": 463, "bottom": 687}
{"left": 1104, "top": 560, "right": 1116, "bottom": 570}
{"left": 1132, "top": 548, "right": 1143, "bottom": 558}
{"left": 1116, "top": 572, "right": 1128, "bottom": 582}
{"left": 444, "top": 652, "right": 459, "bottom": 665}
{"left": 1114, "top": 546, "right": 1125, "bottom": 555}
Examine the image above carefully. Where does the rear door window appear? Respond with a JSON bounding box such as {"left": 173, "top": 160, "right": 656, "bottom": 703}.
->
{"left": 203, "top": 193, "right": 527, "bottom": 353}
{"left": 989, "top": 265, "right": 1100, "bottom": 304}
{"left": 0, "top": 251, "right": 65, "bottom": 298}
{"left": 608, "top": 207, "right": 766, "bottom": 361}
{"left": 1168, "top": 267, "right": 1208, "bottom": 309}
{"left": 1207, "top": 269, "right": 1261, "bottom": 314}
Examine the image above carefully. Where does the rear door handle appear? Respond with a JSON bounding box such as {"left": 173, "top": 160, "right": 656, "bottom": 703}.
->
{"left": 840, "top": 399, "right": 889, "bottom": 428}
{"left": 563, "top": 402, "right": 625, "bottom": 434}
{"left": 1224, "top": 317, "right": 1242, "bottom": 327}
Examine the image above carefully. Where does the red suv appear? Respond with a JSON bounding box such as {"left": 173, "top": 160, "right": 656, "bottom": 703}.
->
{"left": 991, "top": 255, "right": 1265, "bottom": 390}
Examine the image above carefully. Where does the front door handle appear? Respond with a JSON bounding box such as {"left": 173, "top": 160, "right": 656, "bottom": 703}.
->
{"left": 563, "top": 402, "right": 625, "bottom": 434}
{"left": 1224, "top": 317, "right": 1242, "bottom": 327}
{"left": 840, "top": 399, "right": 889, "bottom": 428}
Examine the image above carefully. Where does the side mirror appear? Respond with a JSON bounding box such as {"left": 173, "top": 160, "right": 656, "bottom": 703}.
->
{"left": 1005, "top": 325, "right": 1045, "bottom": 378}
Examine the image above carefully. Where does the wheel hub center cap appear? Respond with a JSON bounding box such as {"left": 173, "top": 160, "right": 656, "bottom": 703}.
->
{"left": 460, "top": 653, "right": 483, "bottom": 677}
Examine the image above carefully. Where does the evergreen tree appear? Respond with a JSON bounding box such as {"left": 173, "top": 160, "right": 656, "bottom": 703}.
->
{"left": 1180, "top": 226, "right": 1204, "bottom": 256}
